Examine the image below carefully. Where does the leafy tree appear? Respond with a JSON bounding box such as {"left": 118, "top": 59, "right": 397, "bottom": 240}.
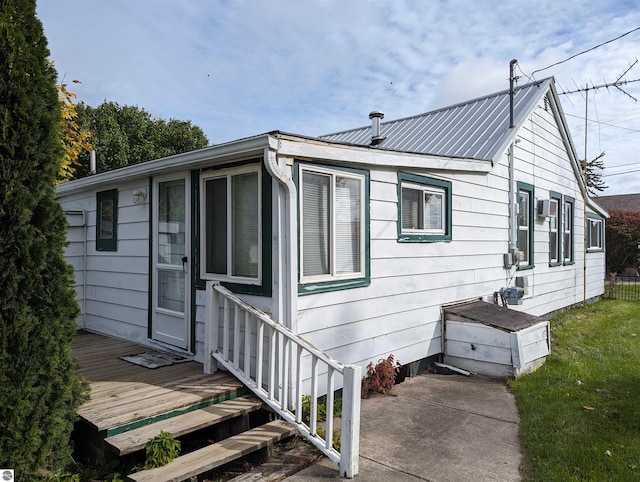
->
{"left": 0, "top": 0, "right": 89, "bottom": 478}
{"left": 72, "top": 101, "right": 209, "bottom": 178}
{"left": 605, "top": 209, "right": 640, "bottom": 274}
{"left": 57, "top": 80, "right": 92, "bottom": 183}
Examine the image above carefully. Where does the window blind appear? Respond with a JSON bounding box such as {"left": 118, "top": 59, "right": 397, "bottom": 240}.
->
{"left": 302, "top": 172, "right": 330, "bottom": 277}
{"left": 232, "top": 172, "right": 259, "bottom": 277}
{"left": 335, "top": 176, "right": 361, "bottom": 274}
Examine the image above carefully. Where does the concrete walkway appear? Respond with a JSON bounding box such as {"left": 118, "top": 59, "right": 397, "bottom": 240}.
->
{"left": 285, "top": 372, "right": 522, "bottom": 481}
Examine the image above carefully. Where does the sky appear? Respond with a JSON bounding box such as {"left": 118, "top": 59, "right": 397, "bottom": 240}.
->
{"left": 37, "top": 0, "right": 640, "bottom": 195}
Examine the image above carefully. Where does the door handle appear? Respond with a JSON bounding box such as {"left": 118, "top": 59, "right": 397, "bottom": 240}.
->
{"left": 182, "top": 256, "right": 188, "bottom": 273}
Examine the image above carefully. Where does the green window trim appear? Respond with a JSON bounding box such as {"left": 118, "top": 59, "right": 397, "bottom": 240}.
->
{"left": 516, "top": 181, "right": 535, "bottom": 270}
{"left": 549, "top": 191, "right": 562, "bottom": 267}
{"left": 397, "top": 172, "right": 452, "bottom": 243}
{"left": 96, "top": 189, "right": 118, "bottom": 251}
{"left": 194, "top": 160, "right": 272, "bottom": 297}
{"left": 295, "top": 161, "right": 370, "bottom": 295}
{"left": 586, "top": 212, "right": 605, "bottom": 252}
{"left": 563, "top": 195, "right": 575, "bottom": 265}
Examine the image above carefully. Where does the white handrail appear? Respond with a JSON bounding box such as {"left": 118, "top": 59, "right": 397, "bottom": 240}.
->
{"left": 204, "top": 282, "right": 361, "bottom": 478}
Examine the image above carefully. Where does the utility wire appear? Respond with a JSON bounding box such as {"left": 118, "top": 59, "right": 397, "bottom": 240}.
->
{"left": 531, "top": 26, "right": 640, "bottom": 76}
{"left": 603, "top": 161, "right": 640, "bottom": 169}
{"left": 602, "top": 168, "right": 640, "bottom": 177}
{"left": 565, "top": 112, "right": 640, "bottom": 133}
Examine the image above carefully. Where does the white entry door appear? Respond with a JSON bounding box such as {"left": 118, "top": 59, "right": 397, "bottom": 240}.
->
{"left": 152, "top": 175, "right": 190, "bottom": 350}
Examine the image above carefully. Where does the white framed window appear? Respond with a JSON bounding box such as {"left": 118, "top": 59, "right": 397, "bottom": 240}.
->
{"left": 401, "top": 182, "right": 445, "bottom": 234}
{"left": 299, "top": 164, "right": 366, "bottom": 284}
{"left": 517, "top": 182, "right": 534, "bottom": 268}
{"left": 563, "top": 197, "right": 574, "bottom": 263}
{"left": 548, "top": 199, "right": 559, "bottom": 263}
{"left": 200, "top": 164, "right": 261, "bottom": 284}
{"left": 587, "top": 216, "right": 603, "bottom": 250}
{"left": 398, "top": 172, "right": 452, "bottom": 242}
{"left": 549, "top": 192, "right": 562, "bottom": 266}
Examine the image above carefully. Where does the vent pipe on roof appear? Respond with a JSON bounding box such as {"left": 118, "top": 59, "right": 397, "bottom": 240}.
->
{"left": 89, "top": 150, "right": 97, "bottom": 175}
{"left": 369, "top": 111, "right": 385, "bottom": 145}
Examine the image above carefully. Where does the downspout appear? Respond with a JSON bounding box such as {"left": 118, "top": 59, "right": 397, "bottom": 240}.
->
{"left": 82, "top": 209, "right": 87, "bottom": 329}
{"left": 508, "top": 143, "right": 517, "bottom": 254}
{"left": 264, "top": 144, "right": 298, "bottom": 334}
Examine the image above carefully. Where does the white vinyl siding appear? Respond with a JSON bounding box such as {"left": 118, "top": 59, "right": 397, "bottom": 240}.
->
{"left": 57, "top": 181, "right": 152, "bottom": 345}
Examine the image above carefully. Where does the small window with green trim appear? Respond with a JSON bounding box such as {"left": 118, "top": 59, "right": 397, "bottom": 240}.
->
{"left": 587, "top": 214, "right": 604, "bottom": 251}
{"left": 549, "top": 191, "right": 562, "bottom": 266}
{"left": 96, "top": 189, "right": 118, "bottom": 251}
{"left": 516, "top": 182, "right": 534, "bottom": 269}
{"left": 398, "top": 173, "right": 452, "bottom": 242}
{"left": 563, "top": 196, "right": 575, "bottom": 264}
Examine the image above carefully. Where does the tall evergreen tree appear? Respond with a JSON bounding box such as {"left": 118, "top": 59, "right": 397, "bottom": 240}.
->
{"left": 0, "top": 0, "right": 89, "bottom": 478}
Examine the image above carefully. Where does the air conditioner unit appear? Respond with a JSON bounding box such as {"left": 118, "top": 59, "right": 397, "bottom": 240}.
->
{"left": 537, "top": 199, "right": 550, "bottom": 218}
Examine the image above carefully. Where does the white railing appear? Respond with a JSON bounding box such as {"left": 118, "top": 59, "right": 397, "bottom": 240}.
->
{"left": 204, "top": 283, "right": 361, "bottom": 478}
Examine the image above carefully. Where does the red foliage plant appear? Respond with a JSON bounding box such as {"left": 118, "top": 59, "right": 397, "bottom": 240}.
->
{"left": 605, "top": 209, "right": 640, "bottom": 274}
{"left": 364, "top": 354, "right": 402, "bottom": 396}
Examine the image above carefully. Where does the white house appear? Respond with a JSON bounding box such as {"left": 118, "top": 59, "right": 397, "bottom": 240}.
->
{"left": 57, "top": 77, "right": 607, "bottom": 379}
{"left": 58, "top": 77, "right": 610, "bottom": 474}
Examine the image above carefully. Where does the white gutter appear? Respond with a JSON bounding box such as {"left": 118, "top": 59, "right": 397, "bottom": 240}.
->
{"left": 275, "top": 137, "right": 492, "bottom": 173}
{"left": 264, "top": 143, "right": 298, "bottom": 334}
{"left": 55, "top": 135, "right": 272, "bottom": 196}
{"left": 508, "top": 142, "right": 517, "bottom": 253}
{"left": 82, "top": 210, "right": 87, "bottom": 328}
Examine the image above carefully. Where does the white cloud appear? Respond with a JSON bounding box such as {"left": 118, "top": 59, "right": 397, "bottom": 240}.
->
{"left": 37, "top": 0, "right": 640, "bottom": 194}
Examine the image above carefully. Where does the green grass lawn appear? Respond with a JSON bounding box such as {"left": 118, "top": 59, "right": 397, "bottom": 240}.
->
{"left": 510, "top": 300, "right": 640, "bottom": 481}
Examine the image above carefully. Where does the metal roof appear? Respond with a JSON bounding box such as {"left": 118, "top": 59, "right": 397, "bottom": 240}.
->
{"left": 320, "top": 78, "right": 552, "bottom": 162}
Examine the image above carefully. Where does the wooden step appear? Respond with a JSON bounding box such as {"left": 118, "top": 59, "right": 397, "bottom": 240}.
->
{"left": 127, "top": 419, "right": 297, "bottom": 482}
{"left": 105, "top": 396, "right": 263, "bottom": 455}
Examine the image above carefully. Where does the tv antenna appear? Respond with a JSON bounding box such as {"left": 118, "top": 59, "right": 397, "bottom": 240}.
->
{"left": 558, "top": 59, "right": 640, "bottom": 186}
{"left": 559, "top": 59, "right": 640, "bottom": 100}
{"left": 558, "top": 59, "right": 639, "bottom": 306}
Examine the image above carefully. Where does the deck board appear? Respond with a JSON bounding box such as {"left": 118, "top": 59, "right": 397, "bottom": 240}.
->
{"left": 73, "top": 331, "right": 245, "bottom": 433}
{"left": 127, "top": 420, "right": 297, "bottom": 482}
{"left": 105, "top": 396, "right": 264, "bottom": 455}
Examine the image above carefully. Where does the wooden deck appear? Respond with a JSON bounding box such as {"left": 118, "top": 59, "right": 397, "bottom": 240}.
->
{"left": 73, "top": 331, "right": 247, "bottom": 436}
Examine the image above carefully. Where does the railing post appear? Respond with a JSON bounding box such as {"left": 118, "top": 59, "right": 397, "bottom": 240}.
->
{"left": 203, "top": 282, "right": 218, "bottom": 374}
{"left": 340, "top": 364, "right": 361, "bottom": 478}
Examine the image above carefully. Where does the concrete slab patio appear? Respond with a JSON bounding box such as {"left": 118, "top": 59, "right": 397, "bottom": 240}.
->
{"left": 285, "top": 372, "right": 522, "bottom": 481}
